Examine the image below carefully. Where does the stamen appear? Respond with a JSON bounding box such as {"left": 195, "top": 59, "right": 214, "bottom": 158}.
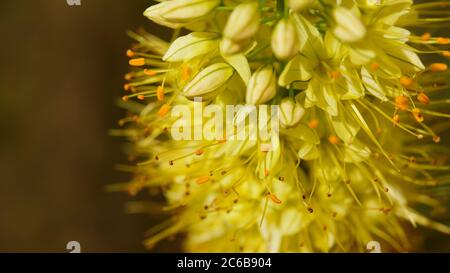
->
{"left": 370, "top": 62, "right": 379, "bottom": 71}
{"left": 144, "top": 69, "right": 157, "bottom": 76}
{"left": 412, "top": 108, "right": 424, "bottom": 123}
{"left": 308, "top": 119, "right": 319, "bottom": 129}
{"left": 328, "top": 135, "right": 340, "bottom": 145}
{"left": 196, "top": 176, "right": 210, "bottom": 185}
{"left": 442, "top": 51, "right": 450, "bottom": 57}
{"left": 437, "top": 37, "right": 450, "bottom": 44}
{"left": 430, "top": 63, "right": 448, "bottom": 72}
{"left": 400, "top": 76, "right": 414, "bottom": 87}
{"left": 126, "top": 49, "right": 135, "bottom": 57}
{"left": 156, "top": 86, "right": 165, "bottom": 101}
{"left": 417, "top": 92, "right": 430, "bottom": 105}
{"left": 330, "top": 70, "right": 341, "bottom": 80}
{"left": 158, "top": 104, "right": 171, "bottom": 117}
{"left": 181, "top": 64, "right": 191, "bottom": 81}
{"left": 268, "top": 193, "right": 282, "bottom": 204}
{"left": 421, "top": 32, "right": 431, "bottom": 41}
{"left": 395, "top": 95, "right": 410, "bottom": 110}
{"left": 129, "top": 58, "right": 146, "bottom": 67}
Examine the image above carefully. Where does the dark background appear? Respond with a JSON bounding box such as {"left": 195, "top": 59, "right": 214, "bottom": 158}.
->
{"left": 0, "top": 0, "right": 171, "bottom": 252}
{"left": 0, "top": 0, "right": 448, "bottom": 253}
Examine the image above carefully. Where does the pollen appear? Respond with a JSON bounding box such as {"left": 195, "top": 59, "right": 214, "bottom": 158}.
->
{"left": 129, "top": 58, "right": 146, "bottom": 67}
{"left": 144, "top": 69, "right": 157, "bottom": 76}
{"left": 328, "top": 135, "right": 340, "bottom": 145}
{"left": 437, "top": 37, "right": 450, "bottom": 45}
{"left": 421, "top": 32, "right": 431, "bottom": 41}
{"left": 430, "top": 63, "right": 448, "bottom": 72}
{"left": 126, "top": 49, "right": 135, "bottom": 57}
{"left": 196, "top": 176, "right": 210, "bottom": 185}
{"left": 400, "top": 76, "right": 414, "bottom": 87}
{"left": 417, "top": 92, "right": 430, "bottom": 105}
{"left": 395, "top": 95, "right": 409, "bottom": 110}
{"left": 412, "top": 108, "right": 424, "bottom": 123}
{"left": 330, "top": 70, "right": 341, "bottom": 80}
{"left": 158, "top": 104, "right": 171, "bottom": 117}
{"left": 156, "top": 86, "right": 165, "bottom": 101}
{"left": 268, "top": 193, "right": 282, "bottom": 204}
{"left": 181, "top": 64, "right": 191, "bottom": 81}
{"left": 308, "top": 119, "right": 319, "bottom": 129}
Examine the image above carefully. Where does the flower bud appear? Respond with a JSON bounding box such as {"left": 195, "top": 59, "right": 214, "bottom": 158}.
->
{"left": 144, "top": 0, "right": 220, "bottom": 28}
{"left": 287, "top": 0, "right": 315, "bottom": 11}
{"left": 223, "top": 1, "right": 260, "bottom": 42}
{"left": 220, "top": 37, "right": 252, "bottom": 56}
{"left": 279, "top": 98, "right": 305, "bottom": 128}
{"left": 332, "top": 7, "right": 366, "bottom": 43}
{"left": 163, "top": 32, "right": 219, "bottom": 62}
{"left": 271, "top": 17, "right": 300, "bottom": 60}
{"left": 182, "top": 63, "right": 234, "bottom": 100}
{"left": 246, "top": 65, "right": 277, "bottom": 105}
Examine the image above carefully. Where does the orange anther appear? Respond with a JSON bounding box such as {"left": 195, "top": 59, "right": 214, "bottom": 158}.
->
{"left": 328, "top": 135, "right": 340, "bottom": 145}
{"left": 268, "top": 193, "right": 282, "bottom": 204}
{"left": 395, "top": 95, "right": 409, "bottom": 111}
{"left": 430, "top": 63, "right": 448, "bottom": 72}
{"left": 417, "top": 92, "right": 430, "bottom": 105}
{"left": 156, "top": 86, "right": 165, "bottom": 101}
{"left": 129, "top": 58, "right": 145, "bottom": 67}
{"left": 158, "top": 104, "right": 171, "bottom": 117}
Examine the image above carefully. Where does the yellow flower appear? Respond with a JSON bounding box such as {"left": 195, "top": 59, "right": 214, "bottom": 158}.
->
{"left": 116, "top": 0, "right": 450, "bottom": 253}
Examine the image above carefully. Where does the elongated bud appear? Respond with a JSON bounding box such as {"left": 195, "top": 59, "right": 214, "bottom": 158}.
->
{"left": 246, "top": 65, "right": 277, "bottom": 105}
{"left": 223, "top": 1, "right": 260, "bottom": 42}
{"left": 332, "top": 7, "right": 366, "bottom": 43}
{"left": 144, "top": 0, "right": 220, "bottom": 27}
{"left": 271, "top": 17, "right": 300, "bottom": 60}
{"left": 287, "top": 0, "right": 315, "bottom": 11}
{"left": 182, "top": 63, "right": 234, "bottom": 100}
{"left": 220, "top": 37, "right": 251, "bottom": 56}
{"left": 163, "top": 32, "right": 219, "bottom": 62}
{"left": 279, "top": 98, "right": 305, "bottom": 128}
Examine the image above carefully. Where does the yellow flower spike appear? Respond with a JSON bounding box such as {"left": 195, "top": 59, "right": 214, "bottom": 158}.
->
{"left": 117, "top": 0, "right": 450, "bottom": 253}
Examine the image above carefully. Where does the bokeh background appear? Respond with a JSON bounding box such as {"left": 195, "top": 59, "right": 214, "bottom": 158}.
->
{"left": 0, "top": 0, "right": 448, "bottom": 252}
{"left": 0, "top": 0, "right": 177, "bottom": 252}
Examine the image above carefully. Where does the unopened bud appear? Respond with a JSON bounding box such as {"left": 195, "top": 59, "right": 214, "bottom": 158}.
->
{"left": 332, "top": 7, "right": 366, "bottom": 43}
{"left": 144, "top": 0, "right": 220, "bottom": 28}
{"left": 246, "top": 65, "right": 277, "bottom": 105}
{"left": 279, "top": 98, "right": 305, "bottom": 128}
{"left": 223, "top": 1, "right": 260, "bottom": 42}
{"left": 182, "top": 63, "right": 234, "bottom": 100}
{"left": 271, "top": 17, "right": 300, "bottom": 60}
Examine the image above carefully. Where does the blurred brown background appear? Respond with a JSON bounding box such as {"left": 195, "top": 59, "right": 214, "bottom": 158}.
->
{"left": 0, "top": 0, "right": 171, "bottom": 252}
{"left": 0, "top": 0, "right": 448, "bottom": 253}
